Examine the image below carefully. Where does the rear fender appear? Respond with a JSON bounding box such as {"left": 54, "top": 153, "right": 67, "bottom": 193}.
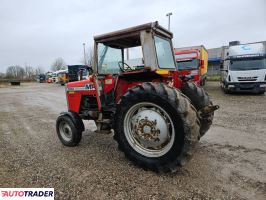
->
{"left": 59, "top": 111, "right": 85, "bottom": 131}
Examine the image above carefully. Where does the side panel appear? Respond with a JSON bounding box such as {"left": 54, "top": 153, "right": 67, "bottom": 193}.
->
{"left": 115, "top": 73, "right": 172, "bottom": 102}
{"left": 140, "top": 31, "right": 158, "bottom": 70}
{"left": 66, "top": 79, "right": 97, "bottom": 113}
{"left": 115, "top": 79, "right": 143, "bottom": 102}
{"left": 200, "top": 47, "right": 208, "bottom": 76}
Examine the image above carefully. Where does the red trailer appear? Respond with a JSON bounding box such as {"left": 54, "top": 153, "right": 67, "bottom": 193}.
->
{"left": 175, "top": 46, "right": 208, "bottom": 86}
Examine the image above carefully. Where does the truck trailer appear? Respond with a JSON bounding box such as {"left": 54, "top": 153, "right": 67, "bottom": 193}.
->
{"left": 221, "top": 42, "right": 266, "bottom": 94}
{"left": 68, "top": 65, "right": 87, "bottom": 82}
{"left": 174, "top": 45, "right": 208, "bottom": 86}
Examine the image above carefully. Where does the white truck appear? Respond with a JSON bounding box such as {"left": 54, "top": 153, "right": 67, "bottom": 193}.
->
{"left": 221, "top": 42, "right": 266, "bottom": 94}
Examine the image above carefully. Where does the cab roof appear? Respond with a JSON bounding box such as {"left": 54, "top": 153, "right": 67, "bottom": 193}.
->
{"left": 94, "top": 21, "right": 173, "bottom": 48}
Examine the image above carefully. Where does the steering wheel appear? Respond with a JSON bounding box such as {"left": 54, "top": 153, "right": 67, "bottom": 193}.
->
{"left": 118, "top": 61, "right": 134, "bottom": 72}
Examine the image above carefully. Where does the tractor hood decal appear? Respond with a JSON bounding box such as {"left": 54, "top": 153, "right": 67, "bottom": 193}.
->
{"left": 67, "top": 84, "right": 95, "bottom": 91}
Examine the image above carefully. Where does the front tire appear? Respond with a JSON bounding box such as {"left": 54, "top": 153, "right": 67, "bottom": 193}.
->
{"left": 56, "top": 115, "right": 82, "bottom": 146}
{"left": 114, "top": 82, "right": 200, "bottom": 172}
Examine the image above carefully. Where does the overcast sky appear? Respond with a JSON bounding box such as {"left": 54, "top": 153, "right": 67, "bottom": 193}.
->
{"left": 0, "top": 0, "right": 265, "bottom": 72}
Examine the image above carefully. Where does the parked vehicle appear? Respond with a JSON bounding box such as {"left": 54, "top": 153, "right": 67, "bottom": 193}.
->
{"left": 175, "top": 45, "right": 208, "bottom": 86}
{"left": 56, "top": 22, "right": 218, "bottom": 172}
{"left": 57, "top": 70, "right": 69, "bottom": 85}
{"left": 36, "top": 74, "right": 46, "bottom": 83}
{"left": 45, "top": 72, "right": 53, "bottom": 83}
{"left": 68, "top": 65, "right": 87, "bottom": 82}
{"left": 221, "top": 41, "right": 266, "bottom": 94}
{"left": 51, "top": 72, "right": 58, "bottom": 83}
{"left": 77, "top": 67, "right": 89, "bottom": 81}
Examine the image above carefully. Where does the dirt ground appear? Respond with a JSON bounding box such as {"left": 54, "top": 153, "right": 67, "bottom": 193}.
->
{"left": 0, "top": 82, "right": 265, "bottom": 200}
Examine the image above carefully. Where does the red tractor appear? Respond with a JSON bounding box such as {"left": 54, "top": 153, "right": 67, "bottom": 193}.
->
{"left": 56, "top": 22, "right": 218, "bottom": 172}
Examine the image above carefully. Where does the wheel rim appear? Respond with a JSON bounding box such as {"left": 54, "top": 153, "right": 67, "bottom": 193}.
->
{"left": 124, "top": 102, "right": 175, "bottom": 157}
{"left": 59, "top": 121, "right": 72, "bottom": 142}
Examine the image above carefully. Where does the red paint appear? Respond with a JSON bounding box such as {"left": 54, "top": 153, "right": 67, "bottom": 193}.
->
{"left": 66, "top": 78, "right": 97, "bottom": 113}
{"left": 66, "top": 71, "right": 186, "bottom": 113}
{"left": 115, "top": 79, "right": 142, "bottom": 102}
{"left": 103, "top": 74, "right": 116, "bottom": 94}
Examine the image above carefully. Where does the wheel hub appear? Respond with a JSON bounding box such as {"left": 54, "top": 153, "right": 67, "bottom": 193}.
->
{"left": 124, "top": 102, "right": 175, "bottom": 157}
{"left": 64, "top": 128, "right": 70, "bottom": 134}
{"left": 132, "top": 109, "right": 170, "bottom": 150}
{"left": 59, "top": 122, "right": 72, "bottom": 141}
{"left": 134, "top": 117, "right": 160, "bottom": 142}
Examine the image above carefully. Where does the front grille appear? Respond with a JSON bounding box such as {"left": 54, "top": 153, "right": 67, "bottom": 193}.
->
{"left": 81, "top": 95, "right": 98, "bottom": 110}
{"left": 237, "top": 76, "right": 258, "bottom": 82}
{"left": 239, "top": 83, "right": 256, "bottom": 89}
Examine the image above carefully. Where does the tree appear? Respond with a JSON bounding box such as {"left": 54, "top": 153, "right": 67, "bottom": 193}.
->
{"left": 0, "top": 72, "right": 5, "bottom": 79}
{"left": 51, "top": 57, "right": 66, "bottom": 71}
{"left": 6, "top": 65, "right": 25, "bottom": 79}
{"left": 35, "top": 66, "right": 44, "bottom": 75}
{"left": 24, "top": 65, "right": 35, "bottom": 80}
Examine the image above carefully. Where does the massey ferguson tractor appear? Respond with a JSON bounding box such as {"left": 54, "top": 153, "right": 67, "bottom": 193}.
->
{"left": 56, "top": 22, "right": 219, "bottom": 172}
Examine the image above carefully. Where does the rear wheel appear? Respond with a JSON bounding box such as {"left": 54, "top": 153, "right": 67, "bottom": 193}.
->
{"left": 181, "top": 82, "right": 214, "bottom": 136}
{"left": 114, "top": 82, "right": 200, "bottom": 172}
{"left": 56, "top": 115, "right": 82, "bottom": 146}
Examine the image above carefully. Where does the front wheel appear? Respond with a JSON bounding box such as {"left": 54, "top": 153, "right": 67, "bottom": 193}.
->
{"left": 56, "top": 115, "right": 82, "bottom": 146}
{"left": 114, "top": 82, "right": 200, "bottom": 172}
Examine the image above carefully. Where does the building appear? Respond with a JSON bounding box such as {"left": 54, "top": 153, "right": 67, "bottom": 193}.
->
{"left": 207, "top": 46, "right": 226, "bottom": 76}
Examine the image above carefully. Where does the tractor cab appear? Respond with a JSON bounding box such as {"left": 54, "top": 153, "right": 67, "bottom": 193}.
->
{"left": 93, "top": 21, "right": 176, "bottom": 75}
{"left": 91, "top": 22, "right": 178, "bottom": 111}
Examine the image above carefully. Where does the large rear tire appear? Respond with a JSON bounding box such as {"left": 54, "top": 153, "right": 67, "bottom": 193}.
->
{"left": 181, "top": 82, "right": 214, "bottom": 136}
{"left": 114, "top": 82, "right": 200, "bottom": 172}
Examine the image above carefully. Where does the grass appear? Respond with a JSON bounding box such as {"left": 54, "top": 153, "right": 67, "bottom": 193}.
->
{"left": 207, "top": 75, "right": 221, "bottom": 82}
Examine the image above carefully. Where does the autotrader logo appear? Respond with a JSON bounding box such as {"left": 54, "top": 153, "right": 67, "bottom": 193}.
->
{"left": 0, "top": 188, "right": 54, "bottom": 199}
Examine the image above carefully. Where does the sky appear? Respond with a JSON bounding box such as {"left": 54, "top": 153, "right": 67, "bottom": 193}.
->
{"left": 0, "top": 0, "right": 265, "bottom": 73}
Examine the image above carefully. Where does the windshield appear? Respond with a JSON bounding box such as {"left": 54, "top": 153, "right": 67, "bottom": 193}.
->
{"left": 97, "top": 43, "right": 122, "bottom": 74}
{"left": 229, "top": 58, "right": 266, "bottom": 71}
{"left": 176, "top": 59, "right": 199, "bottom": 70}
{"left": 154, "top": 36, "right": 176, "bottom": 69}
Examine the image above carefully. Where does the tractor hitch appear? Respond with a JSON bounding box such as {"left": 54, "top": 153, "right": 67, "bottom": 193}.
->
{"left": 198, "top": 105, "right": 219, "bottom": 117}
{"left": 179, "top": 74, "right": 195, "bottom": 82}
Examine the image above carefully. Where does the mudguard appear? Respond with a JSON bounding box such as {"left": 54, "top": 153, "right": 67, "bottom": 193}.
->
{"left": 59, "top": 111, "right": 85, "bottom": 131}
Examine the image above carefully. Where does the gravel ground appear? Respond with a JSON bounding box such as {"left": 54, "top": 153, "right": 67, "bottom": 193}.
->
{"left": 0, "top": 82, "right": 265, "bottom": 200}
